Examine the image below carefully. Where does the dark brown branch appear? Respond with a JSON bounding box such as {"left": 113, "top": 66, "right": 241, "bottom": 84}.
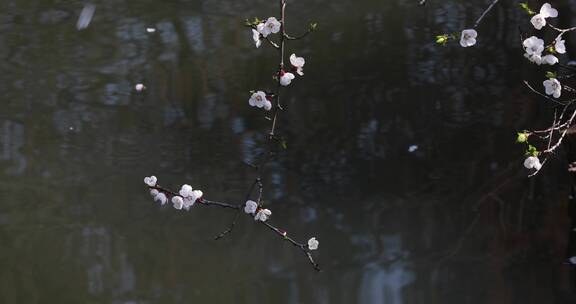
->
{"left": 214, "top": 211, "right": 241, "bottom": 240}
{"left": 148, "top": 185, "right": 321, "bottom": 271}
{"left": 261, "top": 221, "right": 321, "bottom": 271}
{"left": 156, "top": 0, "right": 321, "bottom": 271}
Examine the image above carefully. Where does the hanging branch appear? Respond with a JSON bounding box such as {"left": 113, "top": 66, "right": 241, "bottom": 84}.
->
{"left": 144, "top": 0, "right": 321, "bottom": 271}
{"left": 435, "top": 2, "right": 576, "bottom": 176}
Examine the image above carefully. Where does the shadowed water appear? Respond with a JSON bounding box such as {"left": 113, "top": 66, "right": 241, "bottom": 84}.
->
{"left": 1, "top": 0, "right": 576, "bottom": 303}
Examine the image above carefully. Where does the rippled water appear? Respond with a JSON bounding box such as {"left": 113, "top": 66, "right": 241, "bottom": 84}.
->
{"left": 1, "top": 0, "right": 576, "bottom": 303}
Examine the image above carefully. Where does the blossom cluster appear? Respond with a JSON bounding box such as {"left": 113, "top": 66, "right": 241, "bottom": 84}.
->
{"left": 247, "top": 16, "right": 307, "bottom": 111}
{"left": 251, "top": 17, "right": 281, "bottom": 48}
{"left": 144, "top": 176, "right": 203, "bottom": 211}
{"left": 522, "top": 36, "right": 561, "bottom": 66}
{"left": 244, "top": 200, "right": 272, "bottom": 221}
{"left": 521, "top": 3, "right": 567, "bottom": 101}
{"left": 246, "top": 53, "right": 305, "bottom": 111}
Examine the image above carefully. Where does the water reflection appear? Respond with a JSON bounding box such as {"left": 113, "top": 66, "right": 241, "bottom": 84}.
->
{"left": 0, "top": 0, "right": 575, "bottom": 303}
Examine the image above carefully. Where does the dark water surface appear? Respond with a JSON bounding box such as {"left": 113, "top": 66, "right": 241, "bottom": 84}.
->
{"left": 1, "top": 0, "right": 576, "bottom": 303}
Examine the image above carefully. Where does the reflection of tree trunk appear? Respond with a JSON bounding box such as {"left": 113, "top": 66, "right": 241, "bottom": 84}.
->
{"left": 564, "top": 134, "right": 576, "bottom": 296}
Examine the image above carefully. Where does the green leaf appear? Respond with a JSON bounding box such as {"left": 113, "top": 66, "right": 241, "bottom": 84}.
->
{"left": 525, "top": 144, "right": 539, "bottom": 157}
{"left": 435, "top": 34, "right": 450, "bottom": 45}
{"left": 244, "top": 17, "right": 262, "bottom": 27}
{"left": 519, "top": 2, "right": 536, "bottom": 15}
{"left": 309, "top": 22, "right": 318, "bottom": 31}
{"left": 545, "top": 71, "right": 557, "bottom": 79}
{"left": 516, "top": 132, "right": 529, "bottom": 143}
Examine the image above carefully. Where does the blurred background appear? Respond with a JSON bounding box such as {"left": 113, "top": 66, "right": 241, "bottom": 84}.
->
{"left": 1, "top": 0, "right": 576, "bottom": 303}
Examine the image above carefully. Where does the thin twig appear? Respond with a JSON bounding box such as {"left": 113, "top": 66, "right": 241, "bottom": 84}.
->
{"left": 473, "top": 0, "right": 500, "bottom": 28}
{"left": 523, "top": 80, "right": 570, "bottom": 106}
{"left": 544, "top": 108, "right": 576, "bottom": 153}
{"left": 261, "top": 221, "right": 321, "bottom": 271}
{"left": 149, "top": 185, "right": 320, "bottom": 270}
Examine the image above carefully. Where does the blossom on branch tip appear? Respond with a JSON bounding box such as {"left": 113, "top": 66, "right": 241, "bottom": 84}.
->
{"left": 542, "top": 54, "right": 558, "bottom": 65}
{"left": 244, "top": 200, "right": 258, "bottom": 214}
{"left": 530, "top": 14, "right": 547, "bottom": 30}
{"left": 279, "top": 72, "right": 295, "bottom": 86}
{"left": 524, "top": 156, "right": 542, "bottom": 170}
{"left": 258, "top": 17, "right": 281, "bottom": 37}
{"left": 249, "top": 91, "right": 272, "bottom": 111}
{"left": 254, "top": 208, "right": 272, "bottom": 222}
{"left": 543, "top": 78, "right": 562, "bottom": 98}
{"left": 290, "top": 54, "right": 305, "bottom": 76}
{"left": 459, "top": 29, "right": 477, "bottom": 47}
{"left": 308, "top": 237, "right": 319, "bottom": 250}
{"left": 252, "top": 29, "right": 262, "bottom": 48}
{"left": 172, "top": 196, "right": 184, "bottom": 210}
{"left": 539, "top": 3, "right": 558, "bottom": 18}
{"left": 144, "top": 176, "right": 157, "bottom": 187}
{"left": 154, "top": 192, "right": 168, "bottom": 205}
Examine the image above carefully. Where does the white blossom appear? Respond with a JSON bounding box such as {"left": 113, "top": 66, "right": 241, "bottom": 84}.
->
{"left": 249, "top": 91, "right": 271, "bottom": 110}
{"left": 258, "top": 17, "right": 281, "bottom": 37}
{"left": 459, "top": 29, "right": 477, "bottom": 47}
{"left": 146, "top": 27, "right": 156, "bottom": 33}
{"left": 172, "top": 196, "right": 184, "bottom": 210}
{"left": 555, "top": 38, "right": 566, "bottom": 54}
{"left": 144, "top": 176, "right": 157, "bottom": 187}
{"left": 150, "top": 189, "right": 159, "bottom": 197}
{"left": 539, "top": 3, "right": 558, "bottom": 18}
{"left": 244, "top": 200, "right": 258, "bottom": 214}
{"left": 279, "top": 72, "right": 295, "bottom": 86}
{"left": 523, "top": 36, "right": 545, "bottom": 56}
{"left": 542, "top": 54, "right": 558, "bottom": 65}
{"left": 179, "top": 184, "right": 193, "bottom": 197}
{"left": 290, "top": 54, "right": 305, "bottom": 76}
{"left": 307, "top": 237, "right": 319, "bottom": 250}
{"left": 544, "top": 78, "right": 562, "bottom": 98}
{"left": 252, "top": 29, "right": 261, "bottom": 48}
{"left": 569, "top": 256, "right": 576, "bottom": 265}
{"left": 524, "top": 53, "right": 543, "bottom": 65}
{"left": 524, "top": 156, "right": 542, "bottom": 170}
{"left": 256, "top": 23, "right": 265, "bottom": 36}
{"left": 182, "top": 190, "right": 203, "bottom": 210}
{"left": 254, "top": 208, "right": 272, "bottom": 222}
{"left": 135, "top": 83, "right": 146, "bottom": 92}
{"left": 530, "top": 14, "right": 547, "bottom": 30}
{"left": 154, "top": 192, "right": 168, "bottom": 205}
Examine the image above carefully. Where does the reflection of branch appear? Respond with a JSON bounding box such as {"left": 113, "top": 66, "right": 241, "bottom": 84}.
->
{"left": 148, "top": 185, "right": 321, "bottom": 271}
